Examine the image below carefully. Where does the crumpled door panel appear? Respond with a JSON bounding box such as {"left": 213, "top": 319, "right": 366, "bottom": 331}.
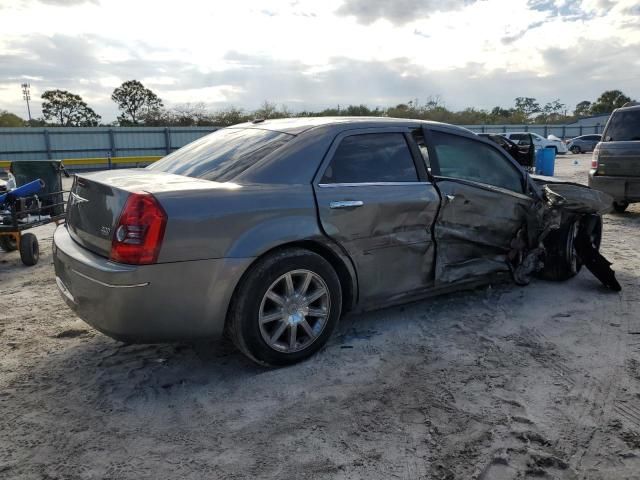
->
{"left": 434, "top": 179, "right": 532, "bottom": 284}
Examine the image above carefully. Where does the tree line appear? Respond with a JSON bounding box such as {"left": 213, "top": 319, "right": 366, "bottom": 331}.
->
{"left": 0, "top": 80, "right": 635, "bottom": 128}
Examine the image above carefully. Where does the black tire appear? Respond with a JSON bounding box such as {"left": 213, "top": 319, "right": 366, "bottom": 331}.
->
{"left": 0, "top": 235, "right": 17, "bottom": 252}
{"left": 227, "top": 248, "right": 342, "bottom": 367}
{"left": 570, "top": 145, "right": 581, "bottom": 154}
{"left": 613, "top": 201, "right": 629, "bottom": 213}
{"left": 539, "top": 218, "right": 579, "bottom": 281}
{"left": 19, "top": 233, "right": 39, "bottom": 266}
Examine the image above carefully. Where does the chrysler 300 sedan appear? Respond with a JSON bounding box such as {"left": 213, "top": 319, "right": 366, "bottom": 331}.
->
{"left": 53, "top": 117, "right": 616, "bottom": 366}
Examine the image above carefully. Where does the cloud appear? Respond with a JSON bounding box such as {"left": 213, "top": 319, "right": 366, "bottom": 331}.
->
{"left": 36, "top": 0, "right": 99, "bottom": 5}
{"left": 501, "top": 20, "right": 545, "bottom": 44}
{"left": 1, "top": 29, "right": 639, "bottom": 122}
{"left": 0, "top": 34, "right": 191, "bottom": 119}
{"left": 335, "top": 0, "right": 478, "bottom": 25}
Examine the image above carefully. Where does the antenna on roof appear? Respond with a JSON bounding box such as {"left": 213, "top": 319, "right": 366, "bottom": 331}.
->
{"left": 252, "top": 118, "right": 265, "bottom": 124}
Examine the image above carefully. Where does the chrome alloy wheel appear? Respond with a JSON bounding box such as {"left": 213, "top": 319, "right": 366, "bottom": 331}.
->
{"left": 259, "top": 269, "right": 331, "bottom": 353}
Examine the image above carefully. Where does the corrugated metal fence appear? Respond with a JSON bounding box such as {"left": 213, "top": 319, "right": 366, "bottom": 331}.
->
{"left": 460, "top": 123, "right": 604, "bottom": 137}
{"left": 0, "top": 122, "right": 605, "bottom": 170}
{"left": 0, "top": 126, "right": 218, "bottom": 169}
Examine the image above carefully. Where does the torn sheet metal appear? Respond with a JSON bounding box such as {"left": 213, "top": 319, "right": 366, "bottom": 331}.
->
{"left": 433, "top": 179, "right": 531, "bottom": 284}
{"left": 508, "top": 181, "right": 620, "bottom": 291}
{"left": 543, "top": 183, "right": 613, "bottom": 214}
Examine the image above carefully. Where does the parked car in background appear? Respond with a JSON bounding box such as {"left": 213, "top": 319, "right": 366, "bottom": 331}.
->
{"left": 477, "top": 133, "right": 535, "bottom": 172}
{"left": 503, "top": 132, "right": 568, "bottom": 155}
{"left": 53, "top": 117, "right": 616, "bottom": 366}
{"left": 589, "top": 103, "right": 640, "bottom": 212}
{"left": 567, "top": 134, "right": 601, "bottom": 154}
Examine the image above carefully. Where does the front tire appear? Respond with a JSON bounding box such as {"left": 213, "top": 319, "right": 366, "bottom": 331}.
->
{"left": 570, "top": 145, "right": 581, "bottom": 154}
{"left": 227, "top": 248, "right": 342, "bottom": 367}
{"left": 539, "top": 218, "right": 579, "bottom": 281}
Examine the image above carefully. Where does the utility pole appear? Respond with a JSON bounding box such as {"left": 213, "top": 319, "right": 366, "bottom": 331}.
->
{"left": 21, "top": 83, "right": 32, "bottom": 122}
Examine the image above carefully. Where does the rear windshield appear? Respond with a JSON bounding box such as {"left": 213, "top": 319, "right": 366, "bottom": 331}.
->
{"left": 604, "top": 110, "right": 640, "bottom": 141}
{"left": 148, "top": 128, "right": 293, "bottom": 181}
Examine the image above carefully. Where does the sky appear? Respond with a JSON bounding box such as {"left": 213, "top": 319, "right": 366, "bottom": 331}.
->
{"left": 0, "top": 0, "right": 639, "bottom": 122}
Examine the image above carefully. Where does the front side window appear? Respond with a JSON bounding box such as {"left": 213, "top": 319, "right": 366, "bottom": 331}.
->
{"left": 149, "top": 128, "right": 292, "bottom": 181}
{"left": 321, "top": 133, "right": 418, "bottom": 184}
{"left": 431, "top": 131, "right": 524, "bottom": 193}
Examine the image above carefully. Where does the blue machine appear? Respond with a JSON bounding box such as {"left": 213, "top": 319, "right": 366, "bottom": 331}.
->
{"left": 0, "top": 179, "right": 44, "bottom": 206}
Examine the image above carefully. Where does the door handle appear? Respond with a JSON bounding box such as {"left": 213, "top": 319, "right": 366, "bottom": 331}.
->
{"left": 330, "top": 200, "right": 364, "bottom": 209}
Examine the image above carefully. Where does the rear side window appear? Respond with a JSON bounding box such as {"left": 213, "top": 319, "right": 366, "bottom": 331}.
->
{"left": 148, "top": 128, "right": 292, "bottom": 181}
{"left": 431, "top": 131, "right": 524, "bottom": 193}
{"left": 321, "top": 133, "right": 418, "bottom": 184}
{"left": 604, "top": 110, "right": 640, "bottom": 141}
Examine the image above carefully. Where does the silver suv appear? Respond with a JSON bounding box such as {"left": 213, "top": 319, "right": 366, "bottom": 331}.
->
{"left": 589, "top": 103, "right": 640, "bottom": 212}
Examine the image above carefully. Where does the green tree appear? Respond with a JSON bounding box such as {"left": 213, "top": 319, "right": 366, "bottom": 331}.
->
{"left": 212, "top": 107, "right": 251, "bottom": 126}
{"left": 0, "top": 110, "right": 25, "bottom": 127}
{"left": 514, "top": 97, "right": 541, "bottom": 120}
{"left": 111, "top": 80, "right": 163, "bottom": 125}
{"left": 41, "top": 90, "right": 101, "bottom": 126}
{"left": 574, "top": 100, "right": 591, "bottom": 117}
{"left": 543, "top": 99, "right": 565, "bottom": 115}
{"left": 590, "top": 90, "right": 632, "bottom": 114}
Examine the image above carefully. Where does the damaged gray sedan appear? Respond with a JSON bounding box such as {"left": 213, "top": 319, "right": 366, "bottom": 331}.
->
{"left": 53, "top": 118, "right": 619, "bottom": 366}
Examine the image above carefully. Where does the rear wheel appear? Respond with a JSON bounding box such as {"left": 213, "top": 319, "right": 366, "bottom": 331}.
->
{"left": 0, "top": 235, "right": 17, "bottom": 252}
{"left": 227, "top": 248, "right": 342, "bottom": 366}
{"left": 613, "top": 201, "right": 629, "bottom": 213}
{"left": 19, "top": 233, "right": 39, "bottom": 266}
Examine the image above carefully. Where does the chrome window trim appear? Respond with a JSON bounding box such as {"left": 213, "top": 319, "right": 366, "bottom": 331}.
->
{"left": 318, "top": 181, "right": 432, "bottom": 188}
{"left": 433, "top": 175, "right": 533, "bottom": 201}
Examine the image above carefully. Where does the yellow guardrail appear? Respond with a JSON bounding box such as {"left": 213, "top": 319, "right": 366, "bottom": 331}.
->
{"left": 0, "top": 155, "right": 163, "bottom": 169}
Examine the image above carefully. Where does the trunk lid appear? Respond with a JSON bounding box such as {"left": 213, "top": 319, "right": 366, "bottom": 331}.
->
{"left": 66, "top": 169, "right": 221, "bottom": 258}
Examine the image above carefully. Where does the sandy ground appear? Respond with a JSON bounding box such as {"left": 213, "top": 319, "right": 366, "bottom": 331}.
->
{"left": 1, "top": 154, "right": 640, "bottom": 480}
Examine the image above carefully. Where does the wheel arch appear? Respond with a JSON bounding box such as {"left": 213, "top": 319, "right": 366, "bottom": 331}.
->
{"left": 224, "top": 239, "right": 358, "bottom": 333}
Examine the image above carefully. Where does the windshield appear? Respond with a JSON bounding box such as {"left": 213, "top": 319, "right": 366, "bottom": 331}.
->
{"left": 604, "top": 110, "right": 640, "bottom": 141}
{"left": 148, "top": 128, "right": 293, "bottom": 181}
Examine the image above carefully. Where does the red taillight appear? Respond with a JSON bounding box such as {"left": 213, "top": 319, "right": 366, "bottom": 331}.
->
{"left": 110, "top": 192, "right": 167, "bottom": 265}
{"left": 591, "top": 147, "right": 599, "bottom": 170}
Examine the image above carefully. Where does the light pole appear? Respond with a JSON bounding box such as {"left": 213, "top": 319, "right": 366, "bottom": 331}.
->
{"left": 21, "top": 83, "right": 32, "bottom": 122}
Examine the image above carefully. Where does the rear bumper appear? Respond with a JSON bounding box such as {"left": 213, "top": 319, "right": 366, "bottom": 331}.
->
{"left": 53, "top": 225, "right": 253, "bottom": 342}
{"left": 588, "top": 174, "right": 640, "bottom": 203}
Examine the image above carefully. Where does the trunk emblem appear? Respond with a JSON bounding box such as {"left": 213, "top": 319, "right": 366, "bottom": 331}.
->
{"left": 70, "top": 192, "right": 89, "bottom": 206}
{"left": 100, "top": 226, "right": 112, "bottom": 237}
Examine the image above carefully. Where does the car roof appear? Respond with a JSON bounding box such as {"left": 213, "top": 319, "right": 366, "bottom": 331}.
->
{"left": 229, "top": 116, "right": 474, "bottom": 136}
{"left": 615, "top": 104, "right": 640, "bottom": 113}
